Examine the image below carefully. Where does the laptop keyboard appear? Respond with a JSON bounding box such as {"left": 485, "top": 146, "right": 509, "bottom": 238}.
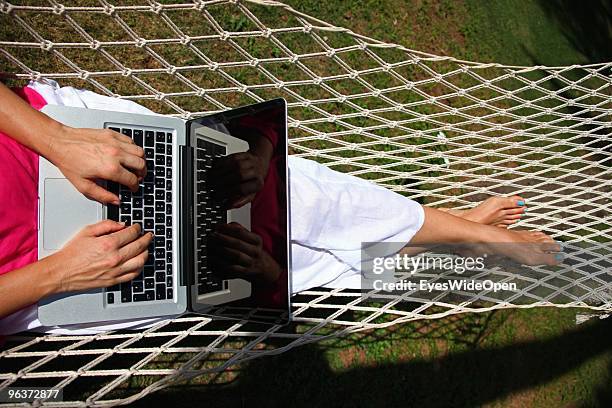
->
{"left": 105, "top": 126, "right": 173, "bottom": 305}
{"left": 195, "top": 138, "right": 229, "bottom": 295}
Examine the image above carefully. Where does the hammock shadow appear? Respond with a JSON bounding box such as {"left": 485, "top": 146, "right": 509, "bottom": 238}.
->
{"left": 132, "top": 313, "right": 611, "bottom": 407}
{"left": 535, "top": 0, "right": 612, "bottom": 63}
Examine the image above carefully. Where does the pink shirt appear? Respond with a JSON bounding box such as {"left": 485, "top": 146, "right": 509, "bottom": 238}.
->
{"left": 0, "top": 86, "right": 46, "bottom": 344}
{"left": 0, "top": 86, "right": 47, "bottom": 274}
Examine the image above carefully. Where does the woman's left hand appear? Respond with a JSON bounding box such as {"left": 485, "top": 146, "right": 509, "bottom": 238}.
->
{"left": 47, "top": 126, "right": 147, "bottom": 204}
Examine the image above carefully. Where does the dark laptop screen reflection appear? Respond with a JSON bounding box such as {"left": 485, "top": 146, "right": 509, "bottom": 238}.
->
{"left": 194, "top": 100, "right": 289, "bottom": 324}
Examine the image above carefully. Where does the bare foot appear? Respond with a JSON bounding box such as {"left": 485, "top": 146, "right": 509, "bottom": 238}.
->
{"left": 444, "top": 196, "right": 526, "bottom": 228}
{"left": 482, "top": 228, "right": 562, "bottom": 266}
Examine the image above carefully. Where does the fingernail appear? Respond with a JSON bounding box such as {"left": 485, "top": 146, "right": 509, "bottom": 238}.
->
{"left": 113, "top": 199, "right": 120, "bottom": 205}
{"left": 555, "top": 253, "right": 564, "bottom": 262}
{"left": 517, "top": 200, "right": 525, "bottom": 206}
{"left": 118, "top": 221, "right": 126, "bottom": 226}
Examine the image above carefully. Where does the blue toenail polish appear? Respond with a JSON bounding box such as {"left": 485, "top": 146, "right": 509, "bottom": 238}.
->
{"left": 517, "top": 200, "right": 525, "bottom": 206}
{"left": 555, "top": 253, "right": 563, "bottom": 262}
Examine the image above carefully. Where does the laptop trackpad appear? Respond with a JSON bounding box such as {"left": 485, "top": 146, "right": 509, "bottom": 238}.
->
{"left": 43, "top": 178, "right": 102, "bottom": 250}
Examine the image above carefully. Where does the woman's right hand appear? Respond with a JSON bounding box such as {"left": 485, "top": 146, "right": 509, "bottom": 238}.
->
{"left": 46, "top": 126, "right": 147, "bottom": 205}
{"left": 49, "top": 220, "right": 153, "bottom": 293}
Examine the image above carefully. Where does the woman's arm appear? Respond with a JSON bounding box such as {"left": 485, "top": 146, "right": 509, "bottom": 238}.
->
{"left": 0, "top": 220, "right": 153, "bottom": 318}
{"left": 0, "top": 82, "right": 146, "bottom": 204}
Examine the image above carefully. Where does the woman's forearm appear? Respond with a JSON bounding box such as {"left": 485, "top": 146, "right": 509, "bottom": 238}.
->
{"left": 0, "top": 82, "right": 64, "bottom": 158}
{"left": 0, "top": 255, "right": 62, "bottom": 318}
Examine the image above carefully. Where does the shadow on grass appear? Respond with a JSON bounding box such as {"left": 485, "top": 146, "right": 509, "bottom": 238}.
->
{"left": 536, "top": 0, "right": 612, "bottom": 63}
{"left": 133, "top": 316, "right": 612, "bottom": 408}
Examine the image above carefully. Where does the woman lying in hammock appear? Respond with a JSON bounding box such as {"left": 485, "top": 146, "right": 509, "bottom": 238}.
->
{"left": 0, "top": 80, "right": 560, "bottom": 335}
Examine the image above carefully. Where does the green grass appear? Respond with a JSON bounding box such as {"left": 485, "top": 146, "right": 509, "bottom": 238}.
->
{"left": 1, "top": 0, "right": 611, "bottom": 406}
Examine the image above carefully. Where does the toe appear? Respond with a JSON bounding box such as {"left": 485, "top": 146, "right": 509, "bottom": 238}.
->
{"left": 503, "top": 208, "right": 526, "bottom": 216}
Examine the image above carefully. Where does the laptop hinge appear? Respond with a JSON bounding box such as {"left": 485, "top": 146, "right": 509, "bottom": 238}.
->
{"left": 178, "top": 145, "right": 194, "bottom": 290}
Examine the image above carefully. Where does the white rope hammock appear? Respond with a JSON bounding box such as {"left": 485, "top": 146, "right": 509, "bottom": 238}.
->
{"left": 0, "top": 0, "right": 611, "bottom": 405}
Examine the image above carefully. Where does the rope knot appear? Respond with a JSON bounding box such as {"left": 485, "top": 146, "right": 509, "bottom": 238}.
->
{"left": 180, "top": 36, "right": 191, "bottom": 45}
{"left": 166, "top": 66, "right": 177, "bottom": 75}
{"left": 289, "top": 55, "right": 298, "bottom": 63}
{"left": 150, "top": 3, "right": 163, "bottom": 14}
{"left": 238, "top": 85, "right": 247, "bottom": 93}
{"left": 263, "top": 28, "right": 272, "bottom": 38}
{"left": 326, "top": 49, "right": 335, "bottom": 57}
{"left": 303, "top": 24, "right": 312, "bottom": 34}
{"left": 275, "top": 81, "right": 285, "bottom": 89}
{"left": 249, "top": 59, "right": 259, "bottom": 67}
{"left": 78, "top": 71, "right": 90, "bottom": 80}
{"left": 155, "top": 93, "right": 166, "bottom": 101}
{"left": 348, "top": 71, "right": 358, "bottom": 79}
{"left": 220, "top": 31, "right": 229, "bottom": 41}
{"left": 0, "top": 3, "right": 13, "bottom": 14}
{"left": 103, "top": 4, "right": 115, "bottom": 16}
{"left": 195, "top": 1, "right": 207, "bottom": 11}
{"left": 122, "top": 68, "right": 132, "bottom": 77}
{"left": 135, "top": 38, "right": 147, "bottom": 48}
{"left": 89, "top": 40, "right": 101, "bottom": 50}
{"left": 209, "top": 62, "right": 219, "bottom": 71}
{"left": 41, "top": 40, "right": 54, "bottom": 51}
{"left": 313, "top": 77, "right": 322, "bottom": 85}
{"left": 52, "top": 4, "right": 65, "bottom": 15}
{"left": 196, "top": 89, "right": 205, "bottom": 97}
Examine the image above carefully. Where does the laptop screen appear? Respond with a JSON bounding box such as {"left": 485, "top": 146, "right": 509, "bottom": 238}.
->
{"left": 189, "top": 98, "right": 290, "bottom": 324}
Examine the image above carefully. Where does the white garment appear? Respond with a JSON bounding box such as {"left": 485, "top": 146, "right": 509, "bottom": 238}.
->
{"left": 0, "top": 80, "right": 424, "bottom": 335}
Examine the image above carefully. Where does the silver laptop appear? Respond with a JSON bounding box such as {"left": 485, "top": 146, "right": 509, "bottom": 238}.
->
{"left": 37, "top": 99, "right": 288, "bottom": 325}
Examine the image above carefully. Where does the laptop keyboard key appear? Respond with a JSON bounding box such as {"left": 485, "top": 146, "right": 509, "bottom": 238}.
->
{"left": 145, "top": 131, "right": 155, "bottom": 147}
{"left": 133, "top": 281, "right": 144, "bottom": 292}
{"left": 144, "top": 218, "right": 154, "bottom": 230}
{"left": 156, "top": 284, "right": 166, "bottom": 300}
{"left": 133, "top": 129, "right": 143, "bottom": 146}
{"left": 121, "top": 283, "right": 132, "bottom": 303}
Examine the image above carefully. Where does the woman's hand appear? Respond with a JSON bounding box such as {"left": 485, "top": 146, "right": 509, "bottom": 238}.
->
{"left": 209, "top": 222, "right": 281, "bottom": 283}
{"left": 47, "top": 127, "right": 147, "bottom": 205}
{"left": 49, "top": 220, "right": 153, "bottom": 293}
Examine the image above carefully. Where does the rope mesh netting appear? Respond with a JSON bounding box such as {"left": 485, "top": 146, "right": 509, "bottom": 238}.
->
{"left": 0, "top": 0, "right": 611, "bottom": 405}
